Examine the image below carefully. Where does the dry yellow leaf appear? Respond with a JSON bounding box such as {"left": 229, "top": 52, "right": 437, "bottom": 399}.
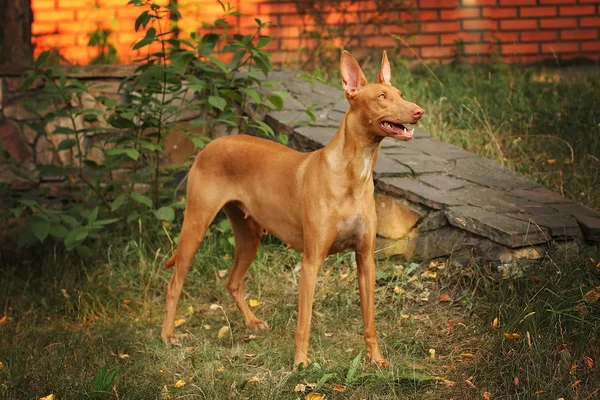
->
{"left": 324, "top": 332, "right": 334, "bottom": 337}
{"left": 244, "top": 354, "right": 257, "bottom": 360}
{"left": 162, "top": 221, "right": 170, "bottom": 227}
{"left": 0, "top": 361, "right": 4, "bottom": 370}
{"left": 247, "top": 376, "right": 260, "bottom": 383}
{"left": 217, "top": 326, "right": 230, "bottom": 338}
{"left": 173, "top": 379, "right": 186, "bottom": 388}
{"left": 584, "top": 287, "right": 600, "bottom": 304}
{"left": 217, "top": 366, "right": 226, "bottom": 372}
{"left": 393, "top": 286, "right": 404, "bottom": 294}
{"left": 438, "top": 294, "right": 452, "bottom": 303}
{"left": 0, "top": 315, "right": 6, "bottom": 324}
{"left": 186, "top": 306, "right": 194, "bottom": 315}
{"left": 459, "top": 353, "right": 473, "bottom": 359}
{"left": 400, "top": 314, "right": 411, "bottom": 319}
{"left": 61, "top": 288, "right": 70, "bottom": 299}
{"left": 429, "top": 348, "right": 436, "bottom": 360}
{"left": 174, "top": 319, "right": 186, "bottom": 328}
{"left": 427, "top": 272, "right": 437, "bottom": 279}
{"left": 159, "top": 369, "right": 169, "bottom": 376}
{"left": 217, "top": 270, "right": 228, "bottom": 278}
{"left": 294, "top": 383, "right": 306, "bottom": 392}
{"left": 243, "top": 335, "right": 257, "bottom": 342}
{"left": 513, "top": 376, "right": 519, "bottom": 386}
{"left": 305, "top": 393, "right": 325, "bottom": 400}
{"left": 203, "top": 324, "right": 211, "bottom": 330}
{"left": 428, "top": 261, "right": 440, "bottom": 269}
{"left": 491, "top": 317, "right": 500, "bottom": 328}
{"left": 39, "top": 395, "right": 55, "bottom": 400}
{"left": 118, "top": 352, "right": 129, "bottom": 359}
{"left": 482, "top": 391, "right": 491, "bottom": 400}
{"left": 504, "top": 333, "right": 521, "bottom": 340}
{"left": 248, "top": 299, "right": 262, "bottom": 308}
{"left": 465, "top": 377, "right": 476, "bottom": 389}
{"left": 223, "top": 254, "right": 232, "bottom": 261}
{"left": 209, "top": 303, "right": 222, "bottom": 311}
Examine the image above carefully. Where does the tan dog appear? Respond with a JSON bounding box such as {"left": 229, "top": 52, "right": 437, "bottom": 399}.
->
{"left": 162, "top": 50, "right": 424, "bottom": 368}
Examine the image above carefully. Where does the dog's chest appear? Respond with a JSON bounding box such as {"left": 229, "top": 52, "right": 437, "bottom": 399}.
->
{"left": 332, "top": 213, "right": 366, "bottom": 251}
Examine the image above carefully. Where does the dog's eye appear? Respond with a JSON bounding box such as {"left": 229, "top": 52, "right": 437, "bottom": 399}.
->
{"left": 378, "top": 93, "right": 386, "bottom": 99}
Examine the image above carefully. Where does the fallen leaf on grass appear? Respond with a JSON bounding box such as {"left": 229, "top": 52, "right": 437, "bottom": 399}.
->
{"left": 186, "top": 306, "right": 194, "bottom": 315}
{"left": 294, "top": 383, "right": 306, "bottom": 392}
{"left": 173, "top": 379, "right": 186, "bottom": 388}
{"left": 583, "top": 356, "right": 594, "bottom": 369}
{"left": 223, "top": 254, "right": 232, "bottom": 261}
{"left": 203, "top": 324, "right": 211, "bottom": 330}
{"left": 465, "top": 377, "right": 476, "bottom": 389}
{"left": 305, "top": 393, "right": 324, "bottom": 400}
{"left": 584, "top": 287, "right": 600, "bottom": 304}
{"left": 445, "top": 320, "right": 455, "bottom": 329}
{"left": 247, "top": 376, "right": 260, "bottom": 383}
{"left": 243, "top": 335, "right": 257, "bottom": 342}
{"left": 428, "top": 348, "right": 436, "bottom": 360}
{"left": 209, "top": 303, "right": 222, "bottom": 311}
{"left": 504, "top": 333, "right": 521, "bottom": 340}
{"left": 519, "top": 312, "right": 536, "bottom": 324}
{"left": 39, "top": 395, "right": 55, "bottom": 400}
{"left": 174, "top": 319, "right": 186, "bottom": 328}
{"left": 159, "top": 369, "right": 169, "bottom": 376}
{"left": 0, "top": 361, "right": 4, "bottom": 370}
{"left": 400, "top": 314, "right": 411, "bottom": 319}
{"left": 491, "top": 317, "right": 500, "bottom": 329}
{"left": 61, "top": 288, "right": 71, "bottom": 299}
{"left": 438, "top": 294, "right": 452, "bottom": 303}
{"left": 324, "top": 332, "right": 334, "bottom": 337}
{"left": 513, "top": 376, "right": 519, "bottom": 386}
{"left": 217, "top": 326, "right": 230, "bottom": 338}
{"left": 482, "top": 391, "right": 491, "bottom": 400}
{"left": 248, "top": 299, "right": 262, "bottom": 308}
{"left": 393, "top": 286, "right": 405, "bottom": 295}
{"left": 459, "top": 353, "right": 473, "bottom": 360}
{"left": 244, "top": 354, "right": 257, "bottom": 360}
{"left": 217, "top": 269, "right": 228, "bottom": 278}
{"left": 428, "top": 261, "right": 440, "bottom": 269}
{"left": 118, "top": 351, "right": 129, "bottom": 359}
{"left": 217, "top": 366, "right": 226, "bottom": 372}
{"left": 421, "top": 271, "right": 437, "bottom": 279}
{"left": 0, "top": 315, "right": 6, "bottom": 324}
{"left": 572, "top": 379, "right": 581, "bottom": 387}
{"left": 333, "top": 385, "right": 346, "bottom": 392}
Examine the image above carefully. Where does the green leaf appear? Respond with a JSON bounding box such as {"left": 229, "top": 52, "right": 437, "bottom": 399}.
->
{"left": 133, "top": 27, "right": 156, "bottom": 50}
{"left": 105, "top": 148, "right": 140, "bottom": 161}
{"left": 60, "top": 214, "right": 79, "bottom": 228}
{"left": 130, "top": 192, "right": 153, "bottom": 208}
{"left": 207, "top": 55, "right": 229, "bottom": 73}
{"left": 345, "top": 352, "right": 362, "bottom": 386}
{"left": 257, "top": 36, "right": 271, "bottom": 49}
{"left": 53, "top": 126, "right": 76, "bottom": 135}
{"left": 35, "top": 51, "right": 50, "bottom": 68}
{"left": 208, "top": 96, "right": 227, "bottom": 111}
{"left": 87, "top": 206, "right": 99, "bottom": 224}
{"left": 64, "top": 227, "right": 89, "bottom": 250}
{"left": 57, "top": 138, "right": 77, "bottom": 151}
{"left": 277, "top": 133, "right": 289, "bottom": 145}
{"left": 111, "top": 194, "right": 126, "bottom": 212}
{"left": 94, "top": 218, "right": 120, "bottom": 226}
{"left": 30, "top": 214, "right": 50, "bottom": 242}
{"left": 155, "top": 206, "right": 175, "bottom": 222}
{"left": 241, "top": 88, "right": 261, "bottom": 103}
{"left": 49, "top": 223, "right": 69, "bottom": 239}
{"left": 268, "top": 93, "right": 284, "bottom": 110}
{"left": 135, "top": 10, "right": 150, "bottom": 32}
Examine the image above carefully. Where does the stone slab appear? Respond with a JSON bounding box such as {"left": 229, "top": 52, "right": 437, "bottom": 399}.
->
{"left": 392, "top": 153, "right": 451, "bottom": 174}
{"left": 450, "top": 157, "right": 540, "bottom": 190}
{"left": 265, "top": 111, "right": 307, "bottom": 135}
{"left": 373, "top": 155, "right": 412, "bottom": 178}
{"left": 506, "top": 213, "right": 580, "bottom": 239}
{"left": 378, "top": 177, "right": 463, "bottom": 210}
{"left": 292, "top": 126, "right": 335, "bottom": 149}
{"left": 452, "top": 186, "right": 539, "bottom": 213}
{"left": 446, "top": 205, "right": 550, "bottom": 248}
{"left": 407, "top": 137, "right": 474, "bottom": 160}
{"left": 573, "top": 214, "right": 600, "bottom": 242}
{"left": 419, "top": 174, "right": 469, "bottom": 191}
{"left": 511, "top": 187, "right": 573, "bottom": 204}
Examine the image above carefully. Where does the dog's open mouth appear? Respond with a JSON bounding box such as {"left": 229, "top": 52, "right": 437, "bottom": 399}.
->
{"left": 380, "top": 121, "right": 415, "bottom": 139}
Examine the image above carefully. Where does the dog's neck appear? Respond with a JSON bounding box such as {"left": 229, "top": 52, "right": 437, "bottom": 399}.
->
{"left": 322, "top": 109, "right": 382, "bottom": 194}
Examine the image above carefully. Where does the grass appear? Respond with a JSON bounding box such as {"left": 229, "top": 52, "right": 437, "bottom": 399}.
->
{"left": 322, "top": 59, "right": 600, "bottom": 211}
{"left": 1, "top": 227, "right": 599, "bottom": 399}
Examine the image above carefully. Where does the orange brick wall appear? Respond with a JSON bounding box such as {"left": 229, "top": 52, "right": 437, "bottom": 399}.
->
{"left": 31, "top": 0, "right": 600, "bottom": 65}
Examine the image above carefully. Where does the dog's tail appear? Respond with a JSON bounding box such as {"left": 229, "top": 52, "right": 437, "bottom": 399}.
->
{"left": 165, "top": 253, "right": 177, "bottom": 270}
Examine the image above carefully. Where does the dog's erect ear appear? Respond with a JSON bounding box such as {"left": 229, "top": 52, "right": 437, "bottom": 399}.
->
{"left": 341, "top": 50, "right": 367, "bottom": 96}
{"left": 375, "top": 51, "right": 391, "bottom": 85}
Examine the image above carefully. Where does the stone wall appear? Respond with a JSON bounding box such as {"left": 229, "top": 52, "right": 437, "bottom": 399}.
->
{"left": 0, "top": 65, "right": 199, "bottom": 193}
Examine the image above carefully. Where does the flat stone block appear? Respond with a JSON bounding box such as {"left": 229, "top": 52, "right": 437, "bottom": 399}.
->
{"left": 452, "top": 186, "right": 538, "bottom": 213}
{"left": 392, "top": 153, "right": 451, "bottom": 174}
{"left": 292, "top": 126, "right": 335, "bottom": 149}
{"left": 450, "top": 157, "right": 540, "bottom": 190}
{"left": 420, "top": 174, "right": 469, "bottom": 191}
{"left": 373, "top": 155, "right": 412, "bottom": 178}
{"left": 507, "top": 213, "right": 580, "bottom": 239}
{"left": 511, "top": 187, "right": 573, "bottom": 204}
{"left": 446, "top": 205, "right": 550, "bottom": 248}
{"left": 409, "top": 137, "right": 473, "bottom": 160}
{"left": 378, "top": 177, "right": 463, "bottom": 210}
{"left": 573, "top": 214, "right": 600, "bottom": 242}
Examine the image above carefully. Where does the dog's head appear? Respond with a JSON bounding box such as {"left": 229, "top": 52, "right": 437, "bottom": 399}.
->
{"left": 341, "top": 50, "right": 424, "bottom": 141}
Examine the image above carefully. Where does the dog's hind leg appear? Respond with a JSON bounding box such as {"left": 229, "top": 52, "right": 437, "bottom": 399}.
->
{"left": 223, "top": 202, "right": 268, "bottom": 331}
{"left": 161, "top": 175, "right": 224, "bottom": 344}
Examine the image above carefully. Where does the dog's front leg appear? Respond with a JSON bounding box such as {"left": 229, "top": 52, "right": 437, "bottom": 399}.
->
{"left": 356, "top": 243, "right": 390, "bottom": 367}
{"left": 293, "top": 252, "right": 323, "bottom": 369}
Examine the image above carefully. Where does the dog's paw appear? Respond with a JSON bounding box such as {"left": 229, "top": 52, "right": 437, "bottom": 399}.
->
{"left": 370, "top": 358, "right": 391, "bottom": 368}
{"left": 293, "top": 358, "right": 311, "bottom": 371}
{"left": 161, "top": 333, "right": 181, "bottom": 348}
{"left": 248, "top": 319, "right": 269, "bottom": 331}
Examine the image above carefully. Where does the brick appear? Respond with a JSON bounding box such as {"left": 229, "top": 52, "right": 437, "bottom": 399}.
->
{"left": 561, "top": 29, "right": 597, "bottom": 40}
{"left": 463, "top": 0, "right": 497, "bottom": 5}
{"left": 521, "top": 30, "right": 558, "bottom": 41}
{"left": 259, "top": 2, "right": 297, "bottom": 14}
{"left": 420, "top": 46, "right": 454, "bottom": 58}
{"left": 418, "top": 10, "right": 440, "bottom": 21}
{"left": 582, "top": 41, "right": 600, "bottom": 51}
{"left": 539, "top": 18, "right": 577, "bottom": 28}
{"left": 440, "top": 8, "right": 481, "bottom": 19}
{"left": 57, "top": 21, "right": 97, "bottom": 33}
{"left": 419, "top": 0, "right": 459, "bottom": 9}
{"left": 540, "top": 0, "right": 579, "bottom": 3}
{"left": 558, "top": 5, "right": 595, "bottom": 15}
{"left": 500, "top": 19, "right": 538, "bottom": 30}
{"left": 502, "top": 43, "right": 539, "bottom": 54}
{"left": 580, "top": 17, "right": 600, "bottom": 27}
{"left": 520, "top": 6, "right": 557, "bottom": 17}
{"left": 31, "top": 22, "right": 57, "bottom": 34}
{"left": 464, "top": 43, "right": 492, "bottom": 54}
{"left": 580, "top": 0, "right": 600, "bottom": 3}
{"left": 483, "top": 31, "right": 519, "bottom": 42}
{"left": 78, "top": 9, "right": 117, "bottom": 21}
{"left": 363, "top": 36, "right": 398, "bottom": 48}
{"left": 541, "top": 42, "right": 580, "bottom": 53}
{"left": 420, "top": 21, "right": 459, "bottom": 33}
{"left": 117, "top": 8, "right": 146, "bottom": 18}
{"left": 58, "top": 0, "right": 86, "bottom": 7}
{"left": 407, "top": 34, "right": 440, "bottom": 46}
{"left": 499, "top": 0, "right": 536, "bottom": 4}
{"left": 482, "top": 7, "right": 518, "bottom": 18}
{"left": 32, "top": 0, "right": 55, "bottom": 9}
{"left": 441, "top": 32, "right": 482, "bottom": 44}
{"left": 462, "top": 19, "right": 497, "bottom": 30}
{"left": 34, "top": 9, "right": 74, "bottom": 22}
